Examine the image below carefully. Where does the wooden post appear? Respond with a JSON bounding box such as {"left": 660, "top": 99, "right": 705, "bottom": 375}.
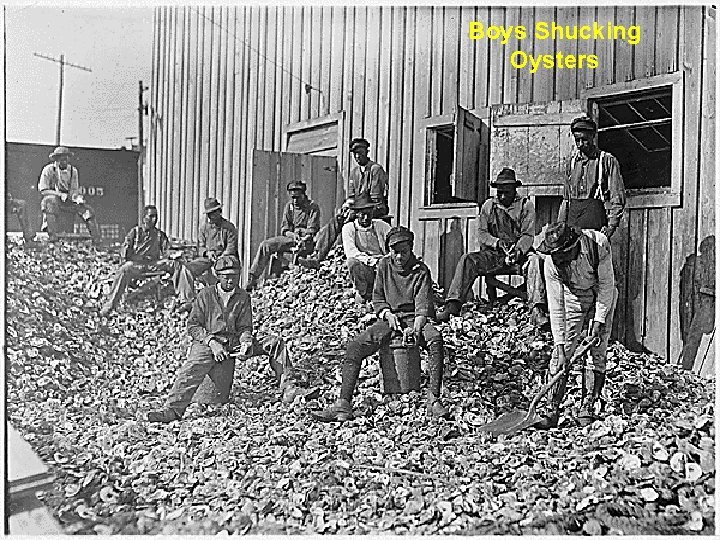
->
{"left": 138, "top": 80, "right": 145, "bottom": 223}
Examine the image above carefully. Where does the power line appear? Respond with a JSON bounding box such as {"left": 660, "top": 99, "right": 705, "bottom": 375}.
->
{"left": 190, "top": 6, "right": 324, "bottom": 101}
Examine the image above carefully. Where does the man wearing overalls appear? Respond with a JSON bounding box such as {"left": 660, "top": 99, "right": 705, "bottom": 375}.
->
{"left": 558, "top": 116, "right": 626, "bottom": 239}
{"left": 38, "top": 146, "right": 102, "bottom": 245}
{"left": 437, "top": 168, "right": 546, "bottom": 325}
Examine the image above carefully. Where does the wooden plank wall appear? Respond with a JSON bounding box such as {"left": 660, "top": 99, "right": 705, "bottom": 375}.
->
{"left": 148, "top": 6, "right": 714, "bottom": 364}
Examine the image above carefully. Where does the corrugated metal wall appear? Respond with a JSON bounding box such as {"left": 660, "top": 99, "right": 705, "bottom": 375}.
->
{"left": 148, "top": 6, "right": 715, "bottom": 364}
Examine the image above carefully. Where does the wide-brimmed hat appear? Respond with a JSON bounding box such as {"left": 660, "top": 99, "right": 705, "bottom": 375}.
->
{"left": 538, "top": 222, "right": 582, "bottom": 255}
{"left": 349, "top": 137, "right": 370, "bottom": 152}
{"left": 385, "top": 225, "right": 414, "bottom": 250}
{"left": 287, "top": 180, "right": 307, "bottom": 193}
{"left": 570, "top": 116, "right": 597, "bottom": 133}
{"left": 350, "top": 193, "right": 376, "bottom": 211}
{"left": 214, "top": 255, "right": 241, "bottom": 274}
{"left": 204, "top": 197, "right": 222, "bottom": 214}
{"left": 491, "top": 167, "right": 522, "bottom": 188}
{"left": 49, "top": 146, "right": 74, "bottom": 160}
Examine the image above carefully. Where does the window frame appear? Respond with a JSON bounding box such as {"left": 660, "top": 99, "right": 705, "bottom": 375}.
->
{"left": 585, "top": 72, "right": 683, "bottom": 209}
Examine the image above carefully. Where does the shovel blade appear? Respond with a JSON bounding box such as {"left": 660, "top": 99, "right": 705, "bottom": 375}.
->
{"left": 477, "top": 408, "right": 542, "bottom": 435}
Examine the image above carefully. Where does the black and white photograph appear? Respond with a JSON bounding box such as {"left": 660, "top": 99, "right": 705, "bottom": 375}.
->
{"left": 3, "top": 3, "right": 716, "bottom": 535}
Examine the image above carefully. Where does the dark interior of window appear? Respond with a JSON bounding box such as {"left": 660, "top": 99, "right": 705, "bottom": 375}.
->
{"left": 431, "top": 126, "right": 455, "bottom": 203}
{"left": 594, "top": 86, "right": 672, "bottom": 190}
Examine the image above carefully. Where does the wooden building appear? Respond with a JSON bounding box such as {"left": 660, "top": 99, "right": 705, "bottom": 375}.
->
{"left": 147, "top": 6, "right": 715, "bottom": 368}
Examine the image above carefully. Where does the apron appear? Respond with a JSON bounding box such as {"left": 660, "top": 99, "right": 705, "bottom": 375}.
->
{"left": 566, "top": 153, "right": 608, "bottom": 231}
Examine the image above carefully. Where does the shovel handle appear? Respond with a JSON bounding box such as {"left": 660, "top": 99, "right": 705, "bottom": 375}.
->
{"left": 525, "top": 338, "right": 595, "bottom": 417}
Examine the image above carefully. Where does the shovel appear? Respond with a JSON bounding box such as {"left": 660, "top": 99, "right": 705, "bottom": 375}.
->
{"left": 477, "top": 336, "right": 597, "bottom": 436}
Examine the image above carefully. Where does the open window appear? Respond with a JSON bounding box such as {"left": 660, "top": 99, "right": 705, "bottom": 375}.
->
{"left": 586, "top": 72, "right": 683, "bottom": 208}
{"left": 422, "top": 106, "right": 484, "bottom": 206}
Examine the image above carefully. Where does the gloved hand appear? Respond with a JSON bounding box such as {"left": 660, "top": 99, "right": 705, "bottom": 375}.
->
{"left": 413, "top": 315, "right": 427, "bottom": 343}
{"left": 209, "top": 339, "right": 228, "bottom": 363}
{"left": 550, "top": 345, "right": 567, "bottom": 376}
{"left": 385, "top": 311, "right": 400, "bottom": 331}
{"left": 60, "top": 192, "right": 68, "bottom": 202}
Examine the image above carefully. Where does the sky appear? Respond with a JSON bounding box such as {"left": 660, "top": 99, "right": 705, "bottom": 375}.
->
{"left": 5, "top": 5, "right": 154, "bottom": 149}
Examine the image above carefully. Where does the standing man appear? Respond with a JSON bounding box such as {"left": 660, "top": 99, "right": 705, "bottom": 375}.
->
{"left": 314, "top": 226, "right": 448, "bottom": 422}
{"left": 246, "top": 181, "right": 320, "bottom": 291}
{"left": 535, "top": 222, "right": 617, "bottom": 429}
{"left": 176, "top": 197, "right": 239, "bottom": 313}
{"left": 99, "top": 205, "right": 190, "bottom": 317}
{"left": 38, "top": 146, "right": 102, "bottom": 245}
{"left": 437, "top": 168, "right": 547, "bottom": 326}
{"left": 147, "top": 256, "right": 296, "bottom": 422}
{"left": 341, "top": 193, "right": 392, "bottom": 302}
{"left": 558, "top": 116, "right": 626, "bottom": 239}
{"left": 299, "top": 137, "right": 389, "bottom": 268}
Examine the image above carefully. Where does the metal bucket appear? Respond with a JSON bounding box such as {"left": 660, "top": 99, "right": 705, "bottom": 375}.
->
{"left": 379, "top": 344, "right": 421, "bottom": 394}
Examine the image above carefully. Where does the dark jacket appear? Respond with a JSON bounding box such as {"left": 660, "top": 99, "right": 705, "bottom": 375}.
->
{"left": 188, "top": 285, "right": 253, "bottom": 347}
{"left": 198, "top": 218, "right": 238, "bottom": 257}
{"left": 280, "top": 199, "right": 321, "bottom": 237}
{"left": 122, "top": 225, "right": 169, "bottom": 263}
{"left": 372, "top": 255, "right": 434, "bottom": 317}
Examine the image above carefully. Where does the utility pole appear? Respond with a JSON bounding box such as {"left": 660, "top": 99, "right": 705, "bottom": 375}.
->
{"left": 138, "top": 80, "right": 149, "bottom": 222}
{"left": 33, "top": 52, "right": 91, "bottom": 145}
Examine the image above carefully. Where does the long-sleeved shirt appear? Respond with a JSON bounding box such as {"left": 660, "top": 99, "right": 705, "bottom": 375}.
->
{"left": 543, "top": 229, "right": 615, "bottom": 347}
{"left": 280, "top": 199, "right": 321, "bottom": 237}
{"left": 347, "top": 160, "right": 389, "bottom": 213}
{"left": 122, "top": 225, "right": 169, "bottom": 263}
{"left": 558, "top": 150, "right": 626, "bottom": 229}
{"left": 198, "top": 218, "right": 238, "bottom": 258}
{"left": 188, "top": 285, "right": 253, "bottom": 346}
{"left": 38, "top": 163, "right": 80, "bottom": 199}
{"left": 372, "top": 255, "right": 434, "bottom": 317}
{"left": 478, "top": 195, "right": 535, "bottom": 255}
{"left": 341, "top": 219, "right": 391, "bottom": 265}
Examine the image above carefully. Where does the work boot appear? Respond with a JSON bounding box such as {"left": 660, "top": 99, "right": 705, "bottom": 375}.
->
{"left": 436, "top": 300, "right": 462, "bottom": 322}
{"left": 176, "top": 301, "right": 193, "bottom": 314}
{"left": 534, "top": 410, "right": 560, "bottom": 430}
{"left": 147, "top": 408, "right": 181, "bottom": 423}
{"left": 297, "top": 257, "right": 320, "bottom": 270}
{"left": 245, "top": 273, "right": 257, "bottom": 292}
{"left": 531, "top": 306, "right": 550, "bottom": 328}
{"left": 312, "top": 398, "right": 354, "bottom": 422}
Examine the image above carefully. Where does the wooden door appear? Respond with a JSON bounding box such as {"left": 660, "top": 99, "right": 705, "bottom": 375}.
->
{"left": 247, "top": 150, "right": 340, "bottom": 279}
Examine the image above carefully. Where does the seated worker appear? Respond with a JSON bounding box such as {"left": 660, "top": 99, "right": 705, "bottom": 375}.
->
{"left": 341, "top": 193, "right": 392, "bottom": 302}
{"left": 314, "top": 226, "right": 448, "bottom": 422}
{"left": 535, "top": 222, "right": 617, "bottom": 429}
{"left": 246, "top": 181, "right": 320, "bottom": 291}
{"left": 38, "top": 146, "right": 102, "bottom": 245}
{"left": 147, "top": 255, "right": 296, "bottom": 422}
{"left": 176, "top": 197, "right": 239, "bottom": 313}
{"left": 558, "top": 116, "right": 626, "bottom": 239}
{"left": 298, "top": 137, "right": 389, "bottom": 268}
{"left": 6, "top": 193, "right": 35, "bottom": 244}
{"left": 437, "top": 168, "right": 548, "bottom": 326}
{"left": 99, "top": 205, "right": 192, "bottom": 317}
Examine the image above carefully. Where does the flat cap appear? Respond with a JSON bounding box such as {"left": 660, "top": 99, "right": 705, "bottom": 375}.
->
{"left": 385, "top": 225, "right": 414, "bottom": 249}
{"left": 286, "top": 180, "right": 307, "bottom": 192}
{"left": 214, "top": 255, "right": 242, "bottom": 274}
{"left": 571, "top": 116, "right": 597, "bottom": 133}
{"left": 349, "top": 137, "right": 370, "bottom": 151}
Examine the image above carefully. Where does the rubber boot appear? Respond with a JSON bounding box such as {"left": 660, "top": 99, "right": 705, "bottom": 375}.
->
{"left": 426, "top": 341, "right": 449, "bottom": 417}
{"left": 577, "top": 369, "right": 596, "bottom": 426}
